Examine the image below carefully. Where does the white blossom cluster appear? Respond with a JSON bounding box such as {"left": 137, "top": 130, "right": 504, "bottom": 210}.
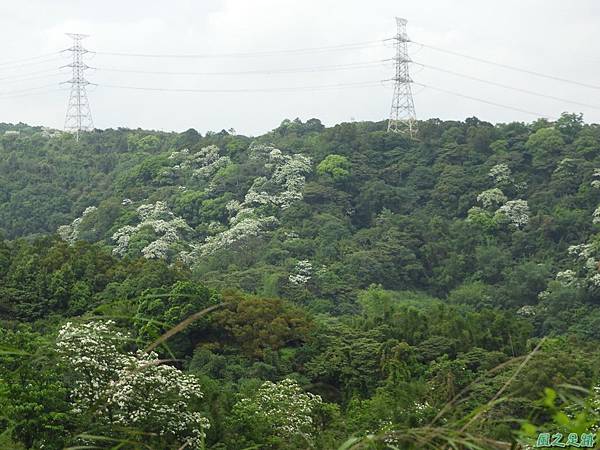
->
{"left": 488, "top": 163, "right": 513, "bottom": 185}
{"left": 568, "top": 243, "right": 594, "bottom": 259}
{"left": 191, "top": 145, "right": 231, "bottom": 179}
{"left": 542, "top": 211, "right": 600, "bottom": 295}
{"left": 168, "top": 146, "right": 231, "bottom": 181}
{"left": 593, "top": 206, "right": 600, "bottom": 225}
{"left": 554, "top": 158, "right": 578, "bottom": 175}
{"left": 168, "top": 148, "right": 190, "bottom": 160}
{"left": 243, "top": 144, "right": 312, "bottom": 210}
{"left": 111, "top": 201, "right": 191, "bottom": 259}
{"left": 570, "top": 244, "right": 599, "bottom": 273}
{"left": 565, "top": 241, "right": 600, "bottom": 291}
{"left": 190, "top": 144, "right": 311, "bottom": 258}
{"left": 57, "top": 206, "right": 97, "bottom": 244}
{"left": 55, "top": 321, "right": 210, "bottom": 449}
{"left": 591, "top": 168, "right": 600, "bottom": 189}
{"left": 55, "top": 321, "right": 128, "bottom": 412}
{"left": 555, "top": 269, "right": 580, "bottom": 287}
{"left": 516, "top": 305, "right": 536, "bottom": 317}
{"left": 588, "top": 386, "right": 600, "bottom": 426}
{"left": 107, "top": 353, "right": 210, "bottom": 448}
{"left": 270, "top": 153, "right": 312, "bottom": 209}
{"left": 495, "top": 199, "right": 530, "bottom": 228}
{"left": 289, "top": 260, "right": 313, "bottom": 285}
{"left": 190, "top": 215, "right": 279, "bottom": 258}
{"left": 476, "top": 188, "right": 507, "bottom": 209}
{"left": 232, "top": 378, "right": 322, "bottom": 444}
{"left": 590, "top": 273, "right": 600, "bottom": 288}
{"left": 473, "top": 165, "right": 529, "bottom": 229}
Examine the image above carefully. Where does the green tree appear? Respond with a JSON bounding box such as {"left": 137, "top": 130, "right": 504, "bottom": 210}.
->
{"left": 317, "top": 154, "right": 351, "bottom": 183}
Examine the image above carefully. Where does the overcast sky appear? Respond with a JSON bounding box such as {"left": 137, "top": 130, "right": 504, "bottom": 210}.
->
{"left": 0, "top": 0, "right": 599, "bottom": 135}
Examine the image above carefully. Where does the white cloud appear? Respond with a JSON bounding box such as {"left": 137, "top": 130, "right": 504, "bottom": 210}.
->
{"left": 1, "top": 0, "right": 599, "bottom": 134}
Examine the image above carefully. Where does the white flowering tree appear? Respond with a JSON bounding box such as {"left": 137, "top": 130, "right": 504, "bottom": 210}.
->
{"left": 476, "top": 188, "right": 507, "bottom": 209}
{"left": 111, "top": 201, "right": 192, "bottom": 260}
{"left": 190, "top": 145, "right": 231, "bottom": 179}
{"left": 242, "top": 145, "right": 312, "bottom": 210}
{"left": 55, "top": 320, "right": 210, "bottom": 449}
{"left": 593, "top": 206, "right": 600, "bottom": 225}
{"left": 188, "top": 144, "right": 311, "bottom": 259}
{"left": 168, "top": 145, "right": 231, "bottom": 182}
{"left": 106, "top": 355, "right": 210, "bottom": 448}
{"left": 230, "top": 378, "right": 323, "bottom": 448}
{"left": 538, "top": 205, "right": 600, "bottom": 303}
{"left": 494, "top": 199, "right": 530, "bottom": 228}
{"left": 565, "top": 241, "right": 600, "bottom": 291}
{"left": 558, "top": 167, "right": 600, "bottom": 291}
{"left": 289, "top": 260, "right": 313, "bottom": 285}
{"left": 488, "top": 163, "right": 513, "bottom": 186}
{"left": 470, "top": 164, "right": 529, "bottom": 231}
{"left": 191, "top": 214, "right": 279, "bottom": 258}
{"left": 591, "top": 168, "right": 600, "bottom": 189}
{"left": 55, "top": 321, "right": 128, "bottom": 412}
{"left": 57, "top": 206, "right": 97, "bottom": 244}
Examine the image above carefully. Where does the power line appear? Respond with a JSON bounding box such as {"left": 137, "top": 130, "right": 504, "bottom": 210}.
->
{"left": 99, "top": 79, "right": 386, "bottom": 94}
{"left": 0, "top": 88, "right": 63, "bottom": 100}
{"left": 414, "top": 61, "right": 600, "bottom": 111}
{"left": 0, "top": 55, "right": 65, "bottom": 72}
{"left": 0, "top": 72, "right": 64, "bottom": 84}
{"left": 93, "top": 60, "right": 386, "bottom": 76}
{"left": 93, "top": 39, "right": 385, "bottom": 59}
{"left": 0, "top": 83, "right": 60, "bottom": 97}
{"left": 0, "top": 51, "right": 61, "bottom": 67}
{"left": 0, "top": 30, "right": 591, "bottom": 126}
{"left": 0, "top": 67, "right": 66, "bottom": 82}
{"left": 413, "top": 81, "right": 556, "bottom": 119}
{"left": 411, "top": 40, "right": 600, "bottom": 91}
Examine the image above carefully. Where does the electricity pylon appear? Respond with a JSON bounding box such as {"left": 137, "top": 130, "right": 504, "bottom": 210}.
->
{"left": 387, "top": 17, "right": 417, "bottom": 137}
{"left": 63, "top": 33, "right": 94, "bottom": 141}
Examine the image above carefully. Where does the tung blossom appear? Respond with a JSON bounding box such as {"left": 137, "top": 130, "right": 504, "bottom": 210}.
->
{"left": 488, "top": 163, "right": 513, "bottom": 185}
{"left": 111, "top": 201, "right": 191, "bottom": 260}
{"left": 592, "top": 168, "right": 600, "bottom": 188}
{"left": 55, "top": 321, "right": 210, "bottom": 448}
{"left": 495, "top": 199, "right": 530, "bottom": 228}
{"left": 232, "top": 378, "right": 322, "bottom": 444}
{"left": 476, "top": 188, "right": 507, "bottom": 209}
{"left": 57, "top": 206, "right": 97, "bottom": 244}
{"left": 196, "top": 215, "right": 279, "bottom": 257}
{"left": 593, "top": 206, "right": 600, "bottom": 224}
{"left": 189, "top": 145, "right": 231, "bottom": 179}
{"left": 541, "top": 209, "right": 600, "bottom": 296}
{"left": 555, "top": 269, "right": 579, "bottom": 287}
{"left": 190, "top": 144, "right": 311, "bottom": 259}
{"left": 289, "top": 260, "right": 313, "bottom": 285}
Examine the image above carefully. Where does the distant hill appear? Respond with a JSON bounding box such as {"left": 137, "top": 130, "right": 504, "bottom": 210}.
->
{"left": 1, "top": 116, "right": 598, "bottom": 307}
{"left": 3, "top": 114, "right": 600, "bottom": 449}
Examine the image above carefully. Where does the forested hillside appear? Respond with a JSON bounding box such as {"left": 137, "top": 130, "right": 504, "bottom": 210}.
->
{"left": 1, "top": 114, "right": 600, "bottom": 449}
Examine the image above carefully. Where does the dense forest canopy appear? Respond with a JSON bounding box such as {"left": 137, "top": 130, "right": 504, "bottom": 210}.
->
{"left": 1, "top": 114, "right": 600, "bottom": 449}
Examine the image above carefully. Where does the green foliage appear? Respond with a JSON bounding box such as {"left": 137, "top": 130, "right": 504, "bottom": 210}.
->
{"left": 317, "top": 154, "right": 351, "bottom": 183}
{"left": 208, "top": 292, "right": 312, "bottom": 358}
{"left": 2, "top": 114, "right": 600, "bottom": 448}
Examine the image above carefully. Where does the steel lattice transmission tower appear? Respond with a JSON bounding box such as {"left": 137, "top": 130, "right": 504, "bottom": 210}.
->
{"left": 387, "top": 17, "right": 417, "bottom": 137}
{"left": 63, "top": 33, "right": 94, "bottom": 141}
